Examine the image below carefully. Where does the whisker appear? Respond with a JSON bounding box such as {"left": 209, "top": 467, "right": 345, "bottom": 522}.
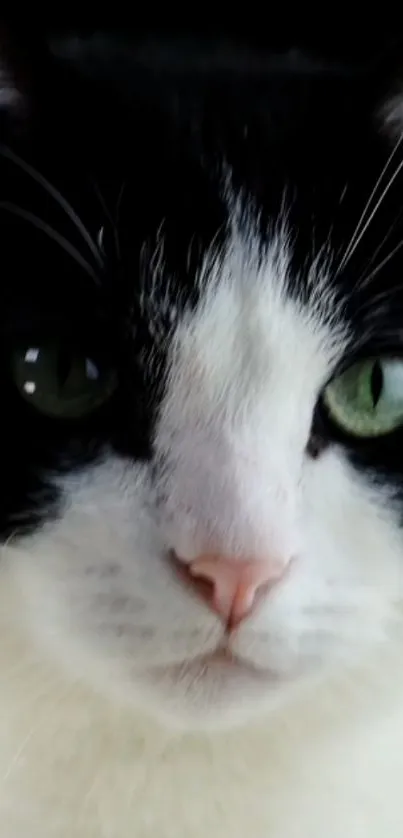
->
{"left": 355, "top": 208, "right": 403, "bottom": 288}
{"left": 359, "top": 236, "right": 403, "bottom": 289}
{"left": 0, "top": 145, "right": 104, "bottom": 269}
{"left": 342, "top": 157, "right": 403, "bottom": 270}
{"left": 3, "top": 679, "right": 79, "bottom": 782}
{"left": 0, "top": 201, "right": 100, "bottom": 283}
{"left": 339, "top": 133, "right": 403, "bottom": 271}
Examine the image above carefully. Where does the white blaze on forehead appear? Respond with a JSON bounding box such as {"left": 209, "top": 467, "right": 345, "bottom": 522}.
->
{"left": 156, "top": 223, "right": 348, "bottom": 561}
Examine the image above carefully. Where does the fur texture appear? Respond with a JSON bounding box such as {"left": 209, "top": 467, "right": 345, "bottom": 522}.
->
{"left": 1, "top": 27, "right": 403, "bottom": 836}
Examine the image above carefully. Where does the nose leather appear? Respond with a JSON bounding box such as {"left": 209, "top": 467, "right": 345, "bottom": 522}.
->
{"left": 188, "top": 554, "right": 285, "bottom": 626}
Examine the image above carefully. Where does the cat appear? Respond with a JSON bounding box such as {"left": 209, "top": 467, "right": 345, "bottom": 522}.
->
{"left": 1, "top": 23, "right": 403, "bottom": 836}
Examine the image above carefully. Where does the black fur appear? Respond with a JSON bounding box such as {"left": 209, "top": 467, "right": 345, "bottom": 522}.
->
{"left": 2, "top": 27, "right": 403, "bottom": 535}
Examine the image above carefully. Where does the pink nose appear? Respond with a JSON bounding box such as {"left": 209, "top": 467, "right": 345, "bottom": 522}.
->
{"left": 184, "top": 554, "right": 285, "bottom": 627}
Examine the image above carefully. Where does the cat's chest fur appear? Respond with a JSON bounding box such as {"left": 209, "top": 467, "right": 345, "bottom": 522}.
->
{"left": 1, "top": 579, "right": 403, "bottom": 838}
{"left": 1, "top": 680, "right": 402, "bottom": 838}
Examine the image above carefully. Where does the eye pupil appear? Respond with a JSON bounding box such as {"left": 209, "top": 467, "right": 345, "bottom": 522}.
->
{"left": 56, "top": 349, "right": 72, "bottom": 390}
{"left": 12, "top": 344, "right": 117, "bottom": 419}
{"left": 370, "top": 360, "right": 383, "bottom": 408}
{"left": 323, "top": 356, "right": 403, "bottom": 439}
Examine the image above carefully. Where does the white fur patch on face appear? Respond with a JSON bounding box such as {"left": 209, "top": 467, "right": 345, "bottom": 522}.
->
{"left": 5, "top": 220, "right": 403, "bottom": 728}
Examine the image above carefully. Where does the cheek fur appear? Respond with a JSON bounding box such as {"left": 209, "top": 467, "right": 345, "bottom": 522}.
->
{"left": 235, "top": 449, "right": 402, "bottom": 673}
{"left": 3, "top": 226, "right": 403, "bottom": 726}
{"left": 4, "top": 437, "right": 402, "bottom": 725}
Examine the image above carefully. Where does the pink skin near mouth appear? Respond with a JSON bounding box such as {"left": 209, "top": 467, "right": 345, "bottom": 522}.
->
{"left": 161, "top": 552, "right": 296, "bottom": 682}
{"left": 170, "top": 550, "right": 289, "bottom": 628}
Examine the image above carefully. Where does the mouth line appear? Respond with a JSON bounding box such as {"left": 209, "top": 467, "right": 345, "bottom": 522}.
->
{"left": 148, "top": 646, "right": 275, "bottom": 682}
{"left": 194, "top": 648, "right": 273, "bottom": 675}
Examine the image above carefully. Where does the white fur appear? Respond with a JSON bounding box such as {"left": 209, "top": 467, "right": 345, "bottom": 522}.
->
{"left": 1, "top": 225, "right": 403, "bottom": 834}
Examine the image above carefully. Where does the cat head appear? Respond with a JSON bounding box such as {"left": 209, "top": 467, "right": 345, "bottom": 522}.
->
{"left": 1, "top": 27, "right": 403, "bottom": 728}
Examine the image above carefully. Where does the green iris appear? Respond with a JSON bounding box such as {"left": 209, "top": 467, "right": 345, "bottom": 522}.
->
{"left": 323, "top": 357, "right": 403, "bottom": 437}
{"left": 12, "top": 345, "right": 117, "bottom": 419}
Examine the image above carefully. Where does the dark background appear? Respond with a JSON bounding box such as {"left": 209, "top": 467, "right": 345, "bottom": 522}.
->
{"left": 2, "top": 9, "right": 403, "bottom": 68}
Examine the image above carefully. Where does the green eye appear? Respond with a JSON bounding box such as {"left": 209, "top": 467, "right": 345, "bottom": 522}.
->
{"left": 12, "top": 345, "right": 117, "bottom": 419}
{"left": 323, "top": 357, "right": 403, "bottom": 437}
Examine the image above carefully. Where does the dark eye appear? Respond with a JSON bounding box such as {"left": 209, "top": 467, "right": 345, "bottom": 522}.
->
{"left": 11, "top": 345, "right": 117, "bottom": 419}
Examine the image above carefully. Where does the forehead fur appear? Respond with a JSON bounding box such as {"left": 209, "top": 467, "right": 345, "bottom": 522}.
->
{"left": 168, "top": 201, "right": 346, "bottom": 400}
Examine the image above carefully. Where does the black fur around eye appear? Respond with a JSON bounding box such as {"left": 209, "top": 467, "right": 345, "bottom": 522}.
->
{"left": 11, "top": 344, "right": 117, "bottom": 419}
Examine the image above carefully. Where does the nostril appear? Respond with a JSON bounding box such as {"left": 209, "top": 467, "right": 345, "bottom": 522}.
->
{"left": 190, "top": 556, "right": 283, "bottom": 626}
{"left": 170, "top": 551, "right": 288, "bottom": 626}
{"left": 169, "top": 552, "right": 216, "bottom": 608}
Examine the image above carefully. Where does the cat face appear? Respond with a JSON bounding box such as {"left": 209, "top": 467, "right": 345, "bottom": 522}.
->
{"left": 1, "top": 29, "right": 403, "bottom": 727}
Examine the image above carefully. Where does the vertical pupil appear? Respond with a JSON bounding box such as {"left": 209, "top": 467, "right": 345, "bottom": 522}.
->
{"left": 370, "top": 361, "right": 383, "bottom": 407}
{"left": 57, "top": 350, "right": 72, "bottom": 389}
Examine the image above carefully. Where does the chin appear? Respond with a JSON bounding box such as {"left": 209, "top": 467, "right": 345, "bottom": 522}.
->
{"left": 132, "top": 651, "right": 298, "bottom": 731}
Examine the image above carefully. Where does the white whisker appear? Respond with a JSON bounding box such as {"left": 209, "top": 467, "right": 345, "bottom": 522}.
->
{"left": 3, "top": 726, "right": 38, "bottom": 782}
{"left": 359, "top": 236, "right": 403, "bottom": 289}
{"left": 343, "top": 157, "right": 403, "bottom": 269}
{"left": 0, "top": 145, "right": 104, "bottom": 268}
{"left": 3, "top": 680, "right": 77, "bottom": 782}
{"left": 339, "top": 133, "right": 403, "bottom": 271}
{"left": 0, "top": 201, "right": 100, "bottom": 283}
{"left": 355, "top": 208, "right": 403, "bottom": 288}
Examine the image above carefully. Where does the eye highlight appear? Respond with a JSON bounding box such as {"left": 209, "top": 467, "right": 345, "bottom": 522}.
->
{"left": 11, "top": 344, "right": 117, "bottom": 419}
{"left": 323, "top": 357, "right": 403, "bottom": 438}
